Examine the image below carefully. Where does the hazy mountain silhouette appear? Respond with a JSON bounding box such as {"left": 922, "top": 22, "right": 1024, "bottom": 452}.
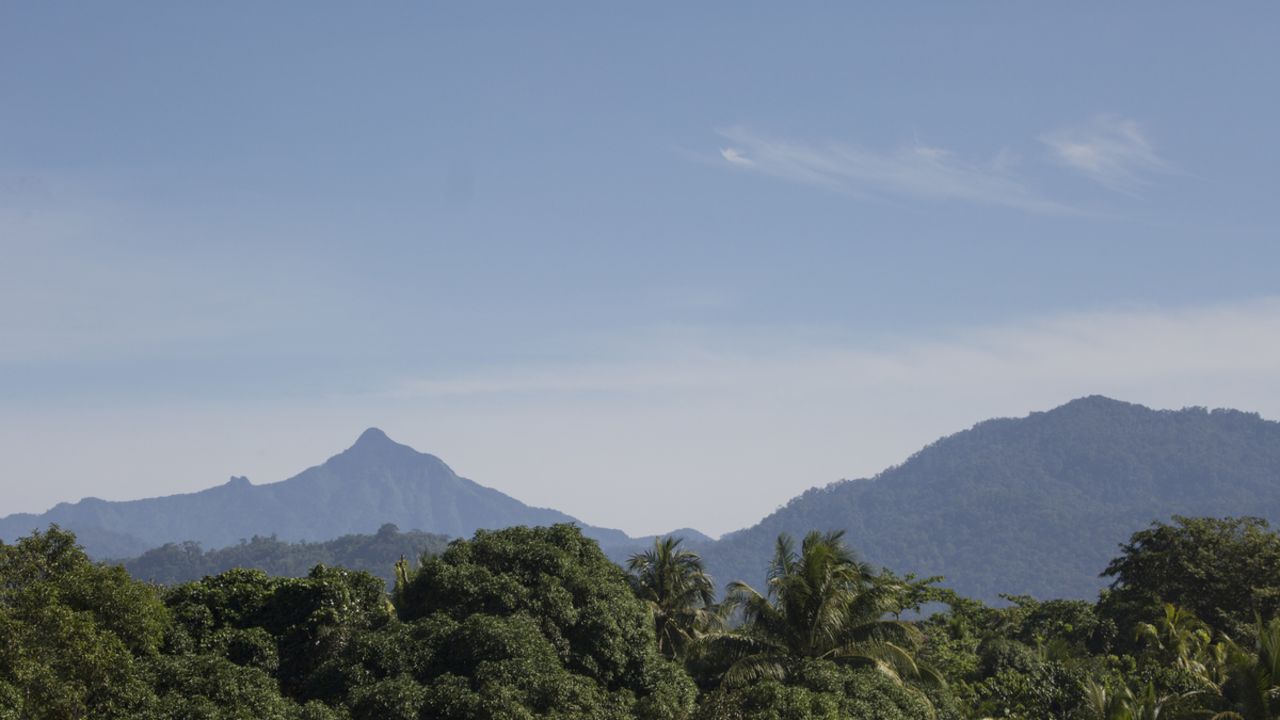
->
{"left": 0, "top": 428, "right": 639, "bottom": 557}
{"left": 698, "top": 396, "right": 1280, "bottom": 602}
{"left": 6, "top": 397, "right": 1280, "bottom": 602}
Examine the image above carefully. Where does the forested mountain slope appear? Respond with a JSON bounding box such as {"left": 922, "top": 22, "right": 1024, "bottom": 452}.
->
{"left": 119, "top": 523, "right": 450, "bottom": 586}
{"left": 700, "top": 396, "right": 1280, "bottom": 602}
{"left": 0, "top": 428, "right": 634, "bottom": 557}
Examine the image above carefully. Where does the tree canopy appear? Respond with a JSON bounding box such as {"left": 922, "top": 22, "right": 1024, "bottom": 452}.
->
{"left": 8, "top": 516, "right": 1280, "bottom": 720}
{"left": 1099, "top": 515, "right": 1280, "bottom": 640}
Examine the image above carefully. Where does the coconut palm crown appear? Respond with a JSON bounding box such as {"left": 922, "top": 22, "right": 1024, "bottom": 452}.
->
{"left": 626, "top": 536, "right": 721, "bottom": 658}
{"left": 715, "top": 530, "right": 941, "bottom": 691}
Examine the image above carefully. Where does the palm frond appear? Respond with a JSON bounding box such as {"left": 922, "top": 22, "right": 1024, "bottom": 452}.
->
{"left": 722, "top": 653, "right": 790, "bottom": 687}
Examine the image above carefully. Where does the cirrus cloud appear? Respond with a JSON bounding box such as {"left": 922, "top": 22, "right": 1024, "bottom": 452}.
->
{"left": 1040, "top": 114, "right": 1171, "bottom": 194}
{"left": 716, "top": 126, "right": 1072, "bottom": 213}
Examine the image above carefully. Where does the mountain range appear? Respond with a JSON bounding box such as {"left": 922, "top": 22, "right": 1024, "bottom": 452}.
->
{"left": 0, "top": 428, "right": 690, "bottom": 559}
{"left": 3, "top": 396, "right": 1280, "bottom": 602}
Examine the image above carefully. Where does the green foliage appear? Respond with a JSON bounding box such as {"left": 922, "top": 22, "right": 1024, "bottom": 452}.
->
{"left": 695, "top": 660, "right": 936, "bottom": 720}
{"left": 348, "top": 674, "right": 427, "bottom": 720}
{"left": 165, "top": 564, "right": 391, "bottom": 697}
{"left": 1191, "top": 615, "right": 1280, "bottom": 720}
{"left": 712, "top": 531, "right": 939, "bottom": 698}
{"left": 143, "top": 652, "right": 309, "bottom": 720}
{"left": 1099, "top": 516, "right": 1280, "bottom": 641}
{"left": 1132, "top": 603, "right": 1213, "bottom": 676}
{"left": 17, "top": 516, "right": 1280, "bottom": 720}
{"left": 388, "top": 524, "right": 698, "bottom": 718}
{"left": 970, "top": 660, "right": 1092, "bottom": 719}
{"left": 415, "top": 613, "right": 632, "bottom": 718}
{"left": 628, "top": 537, "right": 722, "bottom": 659}
{"left": 916, "top": 592, "right": 1125, "bottom": 719}
{"left": 0, "top": 526, "right": 166, "bottom": 719}
{"left": 1, "top": 526, "right": 169, "bottom": 654}
{"left": 398, "top": 525, "right": 661, "bottom": 687}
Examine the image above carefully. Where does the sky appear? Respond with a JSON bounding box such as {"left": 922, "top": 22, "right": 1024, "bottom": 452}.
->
{"left": 2, "top": 3, "right": 1279, "bottom": 538}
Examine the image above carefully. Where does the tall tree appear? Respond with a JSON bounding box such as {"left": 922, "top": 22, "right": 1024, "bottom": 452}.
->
{"left": 391, "top": 524, "right": 698, "bottom": 719}
{"left": 0, "top": 527, "right": 167, "bottom": 719}
{"left": 714, "top": 531, "right": 938, "bottom": 690}
{"left": 1100, "top": 516, "right": 1280, "bottom": 642}
{"left": 1081, "top": 679, "right": 1173, "bottom": 720}
{"left": 1202, "top": 616, "right": 1280, "bottom": 720}
{"left": 1134, "top": 603, "right": 1214, "bottom": 678}
{"left": 627, "top": 537, "right": 720, "bottom": 659}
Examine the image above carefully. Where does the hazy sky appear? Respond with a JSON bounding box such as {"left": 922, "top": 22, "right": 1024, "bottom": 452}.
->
{"left": 3, "top": 4, "right": 1279, "bottom": 537}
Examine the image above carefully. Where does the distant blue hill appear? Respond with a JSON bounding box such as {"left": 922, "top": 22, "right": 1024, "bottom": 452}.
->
{"left": 0, "top": 428, "right": 665, "bottom": 558}
{"left": 697, "top": 396, "right": 1280, "bottom": 602}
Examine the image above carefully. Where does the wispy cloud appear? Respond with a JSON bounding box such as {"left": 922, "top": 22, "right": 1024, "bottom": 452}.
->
{"left": 1040, "top": 115, "right": 1170, "bottom": 193}
{"left": 716, "top": 127, "right": 1071, "bottom": 213}
{"left": 390, "top": 297, "right": 1280, "bottom": 403}
{"left": 719, "top": 147, "right": 754, "bottom": 167}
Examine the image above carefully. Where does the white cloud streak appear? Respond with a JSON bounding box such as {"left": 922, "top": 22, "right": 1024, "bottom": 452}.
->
{"left": 392, "top": 297, "right": 1280, "bottom": 402}
{"left": 1040, "top": 115, "right": 1170, "bottom": 193}
{"left": 716, "top": 126, "right": 1071, "bottom": 213}
{"left": 362, "top": 297, "right": 1280, "bottom": 535}
{"left": 719, "top": 147, "right": 754, "bottom": 166}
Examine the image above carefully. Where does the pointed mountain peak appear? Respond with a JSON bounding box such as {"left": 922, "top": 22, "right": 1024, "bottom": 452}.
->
{"left": 354, "top": 427, "right": 394, "bottom": 448}
{"left": 339, "top": 427, "right": 423, "bottom": 462}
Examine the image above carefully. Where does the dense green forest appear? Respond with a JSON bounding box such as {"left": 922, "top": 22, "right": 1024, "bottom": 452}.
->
{"left": 5, "top": 516, "right": 1280, "bottom": 719}
{"left": 119, "top": 524, "right": 450, "bottom": 587}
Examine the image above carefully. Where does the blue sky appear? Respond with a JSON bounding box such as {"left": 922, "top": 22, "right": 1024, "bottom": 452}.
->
{"left": 2, "top": 3, "right": 1279, "bottom": 537}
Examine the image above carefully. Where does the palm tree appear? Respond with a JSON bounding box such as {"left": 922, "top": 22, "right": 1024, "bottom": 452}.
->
{"left": 626, "top": 536, "right": 720, "bottom": 658}
{"left": 714, "top": 530, "right": 940, "bottom": 691}
{"left": 1200, "top": 615, "right": 1280, "bottom": 720}
{"left": 1136, "top": 603, "right": 1215, "bottom": 679}
{"left": 1082, "top": 679, "right": 1174, "bottom": 720}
